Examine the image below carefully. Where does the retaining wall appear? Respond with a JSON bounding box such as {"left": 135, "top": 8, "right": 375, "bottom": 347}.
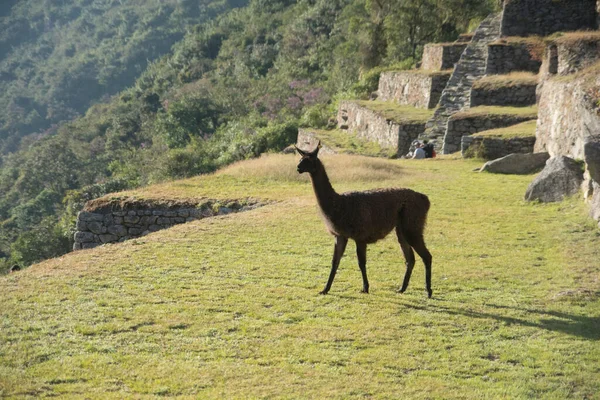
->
{"left": 444, "top": 114, "right": 536, "bottom": 154}
{"left": 421, "top": 43, "right": 467, "bottom": 71}
{"left": 461, "top": 135, "right": 536, "bottom": 159}
{"left": 501, "top": 0, "right": 597, "bottom": 37}
{"left": 337, "top": 101, "right": 423, "bottom": 156}
{"left": 73, "top": 199, "right": 264, "bottom": 250}
{"left": 470, "top": 83, "right": 537, "bottom": 107}
{"left": 486, "top": 42, "right": 542, "bottom": 74}
{"left": 377, "top": 71, "right": 450, "bottom": 109}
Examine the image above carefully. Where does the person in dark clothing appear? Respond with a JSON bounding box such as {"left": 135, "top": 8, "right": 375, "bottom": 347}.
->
{"left": 422, "top": 140, "right": 435, "bottom": 158}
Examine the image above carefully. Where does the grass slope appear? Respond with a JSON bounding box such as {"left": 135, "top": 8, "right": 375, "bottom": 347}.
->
{"left": 1, "top": 154, "right": 599, "bottom": 398}
{"left": 355, "top": 100, "right": 434, "bottom": 124}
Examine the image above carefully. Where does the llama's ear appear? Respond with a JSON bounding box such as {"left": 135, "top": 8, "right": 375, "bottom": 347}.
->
{"left": 309, "top": 141, "right": 321, "bottom": 157}
{"left": 295, "top": 145, "right": 307, "bottom": 157}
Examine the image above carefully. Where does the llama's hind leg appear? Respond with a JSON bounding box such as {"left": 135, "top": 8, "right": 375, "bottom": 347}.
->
{"left": 321, "top": 236, "right": 348, "bottom": 295}
{"left": 356, "top": 241, "right": 369, "bottom": 293}
{"left": 406, "top": 233, "right": 433, "bottom": 298}
{"left": 395, "top": 226, "right": 416, "bottom": 294}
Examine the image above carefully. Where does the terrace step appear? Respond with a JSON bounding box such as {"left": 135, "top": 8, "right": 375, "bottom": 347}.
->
{"left": 421, "top": 12, "right": 503, "bottom": 153}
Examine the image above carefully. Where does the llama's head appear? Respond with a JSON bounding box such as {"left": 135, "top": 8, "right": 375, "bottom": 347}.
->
{"left": 295, "top": 142, "right": 321, "bottom": 174}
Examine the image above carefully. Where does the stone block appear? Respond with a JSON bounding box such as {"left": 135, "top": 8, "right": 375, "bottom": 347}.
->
{"left": 81, "top": 242, "right": 100, "bottom": 250}
{"left": 87, "top": 221, "right": 107, "bottom": 235}
{"left": 124, "top": 215, "right": 140, "bottom": 224}
{"left": 99, "top": 234, "right": 119, "bottom": 244}
{"left": 78, "top": 211, "right": 104, "bottom": 222}
{"left": 107, "top": 225, "right": 128, "bottom": 237}
{"left": 75, "top": 231, "right": 96, "bottom": 243}
{"left": 129, "top": 227, "right": 144, "bottom": 236}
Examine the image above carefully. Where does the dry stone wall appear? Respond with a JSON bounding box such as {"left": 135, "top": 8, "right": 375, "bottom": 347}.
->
{"left": 461, "top": 135, "right": 536, "bottom": 159}
{"left": 556, "top": 39, "right": 600, "bottom": 76}
{"left": 73, "top": 199, "right": 264, "bottom": 250}
{"left": 501, "top": 0, "right": 597, "bottom": 37}
{"left": 421, "top": 43, "right": 467, "bottom": 71}
{"left": 485, "top": 42, "right": 542, "bottom": 74}
{"left": 470, "top": 83, "right": 537, "bottom": 107}
{"left": 444, "top": 113, "right": 536, "bottom": 154}
{"left": 377, "top": 71, "right": 450, "bottom": 109}
{"left": 337, "top": 101, "right": 423, "bottom": 156}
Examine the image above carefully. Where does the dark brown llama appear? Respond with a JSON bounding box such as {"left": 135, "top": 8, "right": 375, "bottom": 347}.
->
{"left": 296, "top": 142, "right": 433, "bottom": 297}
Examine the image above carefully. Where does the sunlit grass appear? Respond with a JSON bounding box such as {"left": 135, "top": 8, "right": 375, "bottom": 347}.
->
{"left": 454, "top": 105, "right": 538, "bottom": 120}
{"left": 473, "top": 72, "right": 538, "bottom": 90}
{"left": 1, "top": 155, "right": 599, "bottom": 398}
{"left": 355, "top": 100, "right": 434, "bottom": 124}
{"left": 473, "top": 120, "right": 537, "bottom": 139}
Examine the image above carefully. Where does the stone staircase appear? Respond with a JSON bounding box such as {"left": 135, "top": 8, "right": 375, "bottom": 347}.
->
{"left": 421, "top": 12, "right": 503, "bottom": 153}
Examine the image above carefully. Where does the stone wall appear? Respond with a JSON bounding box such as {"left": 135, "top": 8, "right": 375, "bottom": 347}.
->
{"left": 73, "top": 199, "right": 264, "bottom": 250}
{"left": 556, "top": 38, "right": 600, "bottom": 76}
{"left": 501, "top": 0, "right": 597, "bottom": 37}
{"left": 486, "top": 42, "right": 542, "bottom": 74}
{"left": 444, "top": 114, "right": 536, "bottom": 154}
{"left": 421, "top": 43, "right": 467, "bottom": 71}
{"left": 337, "top": 101, "right": 423, "bottom": 156}
{"left": 461, "top": 135, "right": 536, "bottom": 159}
{"left": 377, "top": 71, "right": 450, "bottom": 109}
{"left": 470, "top": 83, "right": 537, "bottom": 107}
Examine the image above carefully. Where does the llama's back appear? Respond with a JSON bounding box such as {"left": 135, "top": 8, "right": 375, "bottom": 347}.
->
{"left": 332, "top": 188, "right": 429, "bottom": 243}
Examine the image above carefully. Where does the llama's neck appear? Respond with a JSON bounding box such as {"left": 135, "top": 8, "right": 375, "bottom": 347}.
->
{"left": 309, "top": 160, "right": 339, "bottom": 214}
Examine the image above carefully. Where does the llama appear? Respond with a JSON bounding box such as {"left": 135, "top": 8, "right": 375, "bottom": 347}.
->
{"left": 296, "top": 142, "right": 433, "bottom": 297}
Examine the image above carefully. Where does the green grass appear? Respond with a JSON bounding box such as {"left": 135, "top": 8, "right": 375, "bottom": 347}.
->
{"left": 298, "top": 129, "right": 398, "bottom": 158}
{"left": 1, "top": 154, "right": 599, "bottom": 398}
{"left": 355, "top": 100, "right": 434, "bottom": 124}
{"left": 472, "top": 120, "right": 538, "bottom": 139}
{"left": 453, "top": 105, "right": 539, "bottom": 120}
{"left": 473, "top": 72, "right": 539, "bottom": 90}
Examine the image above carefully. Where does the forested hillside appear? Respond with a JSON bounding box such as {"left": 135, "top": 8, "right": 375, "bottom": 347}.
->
{"left": 0, "top": 0, "right": 498, "bottom": 271}
{"left": 0, "top": 0, "right": 247, "bottom": 154}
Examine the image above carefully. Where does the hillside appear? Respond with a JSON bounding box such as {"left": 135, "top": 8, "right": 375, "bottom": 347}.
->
{"left": 0, "top": 0, "right": 247, "bottom": 153}
{"left": 0, "top": 0, "right": 498, "bottom": 270}
{"left": 1, "top": 154, "right": 599, "bottom": 398}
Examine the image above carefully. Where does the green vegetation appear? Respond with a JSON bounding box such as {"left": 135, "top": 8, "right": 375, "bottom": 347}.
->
{"left": 0, "top": 0, "right": 499, "bottom": 269}
{"left": 299, "top": 129, "right": 398, "bottom": 158}
{"left": 473, "top": 72, "right": 539, "bottom": 90}
{"left": 355, "top": 100, "right": 435, "bottom": 123}
{"left": 473, "top": 120, "right": 537, "bottom": 139}
{"left": 453, "top": 105, "right": 539, "bottom": 120}
{"left": 1, "top": 155, "right": 599, "bottom": 398}
{"left": 0, "top": 0, "right": 247, "bottom": 153}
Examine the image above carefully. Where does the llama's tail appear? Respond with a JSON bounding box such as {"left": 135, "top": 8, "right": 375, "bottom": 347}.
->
{"left": 399, "top": 191, "right": 430, "bottom": 236}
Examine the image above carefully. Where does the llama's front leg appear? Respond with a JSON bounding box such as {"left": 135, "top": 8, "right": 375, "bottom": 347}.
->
{"left": 320, "top": 236, "right": 348, "bottom": 295}
{"left": 356, "top": 241, "right": 369, "bottom": 293}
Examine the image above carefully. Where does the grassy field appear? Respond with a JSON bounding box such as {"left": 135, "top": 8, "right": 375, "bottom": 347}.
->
{"left": 453, "top": 105, "right": 539, "bottom": 121}
{"left": 1, "top": 154, "right": 599, "bottom": 398}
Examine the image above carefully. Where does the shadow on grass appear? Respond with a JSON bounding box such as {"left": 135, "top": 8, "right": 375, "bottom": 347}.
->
{"left": 400, "top": 299, "right": 600, "bottom": 340}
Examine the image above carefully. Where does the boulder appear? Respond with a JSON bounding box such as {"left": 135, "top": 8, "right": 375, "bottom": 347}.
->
{"left": 525, "top": 156, "right": 584, "bottom": 202}
{"left": 583, "top": 139, "right": 600, "bottom": 184}
{"left": 480, "top": 152, "right": 550, "bottom": 174}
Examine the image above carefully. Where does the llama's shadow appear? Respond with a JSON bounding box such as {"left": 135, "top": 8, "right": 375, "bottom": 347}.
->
{"left": 399, "top": 298, "right": 600, "bottom": 340}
